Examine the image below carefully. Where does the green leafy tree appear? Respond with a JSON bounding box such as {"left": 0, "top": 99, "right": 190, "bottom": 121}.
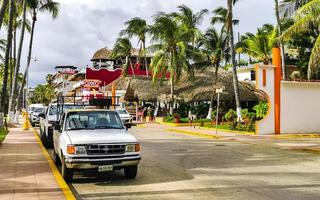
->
{"left": 111, "top": 37, "right": 135, "bottom": 77}
{"left": 120, "top": 17, "right": 149, "bottom": 77}
{"left": 0, "top": 0, "right": 9, "bottom": 30}
{"left": 149, "top": 12, "right": 188, "bottom": 115}
{"left": 195, "top": 28, "right": 229, "bottom": 119}
{"left": 10, "top": 0, "right": 31, "bottom": 111}
{"left": 0, "top": 0, "right": 14, "bottom": 114}
{"left": 227, "top": 0, "right": 242, "bottom": 121}
{"left": 237, "top": 24, "right": 278, "bottom": 65}
{"left": 282, "top": 0, "right": 320, "bottom": 79}
{"left": 17, "top": 0, "right": 59, "bottom": 109}
{"left": 173, "top": 5, "right": 208, "bottom": 79}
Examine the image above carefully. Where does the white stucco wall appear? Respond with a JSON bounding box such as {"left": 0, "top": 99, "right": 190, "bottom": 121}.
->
{"left": 281, "top": 81, "right": 320, "bottom": 134}
{"left": 255, "top": 65, "right": 275, "bottom": 135}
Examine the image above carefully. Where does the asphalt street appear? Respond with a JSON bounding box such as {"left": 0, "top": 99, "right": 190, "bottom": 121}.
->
{"left": 35, "top": 125, "right": 320, "bottom": 200}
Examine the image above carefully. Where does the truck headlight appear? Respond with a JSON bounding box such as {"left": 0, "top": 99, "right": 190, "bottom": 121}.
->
{"left": 126, "top": 144, "right": 140, "bottom": 152}
{"left": 67, "top": 145, "right": 86, "bottom": 154}
{"left": 76, "top": 146, "right": 87, "bottom": 154}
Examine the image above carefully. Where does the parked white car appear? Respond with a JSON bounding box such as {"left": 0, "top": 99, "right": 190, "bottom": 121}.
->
{"left": 115, "top": 109, "right": 133, "bottom": 125}
{"left": 52, "top": 109, "right": 141, "bottom": 182}
{"left": 30, "top": 107, "right": 46, "bottom": 126}
{"left": 28, "top": 104, "right": 45, "bottom": 119}
{"left": 39, "top": 102, "right": 84, "bottom": 147}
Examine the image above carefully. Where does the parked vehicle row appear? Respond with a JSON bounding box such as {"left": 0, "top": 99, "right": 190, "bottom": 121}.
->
{"left": 28, "top": 101, "right": 140, "bottom": 183}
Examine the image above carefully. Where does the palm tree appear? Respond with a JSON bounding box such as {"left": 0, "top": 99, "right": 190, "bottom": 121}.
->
{"left": 225, "top": 0, "right": 242, "bottom": 121}
{"left": 111, "top": 37, "right": 135, "bottom": 77}
{"left": 275, "top": 0, "right": 287, "bottom": 79}
{"left": 0, "top": 0, "right": 9, "bottom": 30}
{"left": 282, "top": 0, "right": 320, "bottom": 79}
{"left": 45, "top": 73, "right": 54, "bottom": 85}
{"left": 149, "top": 12, "right": 188, "bottom": 115}
{"left": 0, "top": 0, "right": 14, "bottom": 114}
{"left": 195, "top": 28, "right": 229, "bottom": 119}
{"left": 120, "top": 17, "right": 149, "bottom": 77}
{"left": 17, "top": 0, "right": 59, "bottom": 110}
{"left": 10, "top": 0, "right": 29, "bottom": 111}
{"left": 279, "top": 0, "right": 310, "bottom": 18}
{"left": 0, "top": 39, "right": 6, "bottom": 61}
{"left": 174, "top": 5, "right": 208, "bottom": 47}
{"left": 211, "top": 7, "right": 239, "bottom": 29}
{"left": 173, "top": 5, "right": 208, "bottom": 79}
{"left": 237, "top": 24, "right": 278, "bottom": 65}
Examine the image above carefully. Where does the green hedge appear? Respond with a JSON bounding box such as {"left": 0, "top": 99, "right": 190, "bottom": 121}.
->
{"left": 0, "top": 128, "right": 8, "bottom": 143}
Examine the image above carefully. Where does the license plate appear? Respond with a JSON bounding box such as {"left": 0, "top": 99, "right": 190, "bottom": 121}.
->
{"left": 98, "top": 165, "right": 113, "bottom": 172}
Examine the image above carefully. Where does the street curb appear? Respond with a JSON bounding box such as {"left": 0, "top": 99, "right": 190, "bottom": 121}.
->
{"left": 167, "top": 128, "right": 220, "bottom": 139}
{"left": 161, "top": 122, "right": 255, "bottom": 135}
{"left": 274, "top": 134, "right": 320, "bottom": 139}
{"left": 30, "top": 126, "right": 76, "bottom": 200}
{"left": 198, "top": 126, "right": 255, "bottom": 135}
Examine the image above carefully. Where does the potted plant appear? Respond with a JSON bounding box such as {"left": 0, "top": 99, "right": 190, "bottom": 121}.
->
{"left": 173, "top": 114, "right": 180, "bottom": 123}
{"left": 146, "top": 108, "right": 153, "bottom": 122}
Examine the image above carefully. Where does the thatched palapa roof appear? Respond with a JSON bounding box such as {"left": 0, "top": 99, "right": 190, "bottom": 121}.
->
{"left": 105, "top": 70, "right": 264, "bottom": 102}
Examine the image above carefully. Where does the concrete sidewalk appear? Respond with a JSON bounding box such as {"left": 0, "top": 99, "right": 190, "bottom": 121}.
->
{"left": 0, "top": 123, "right": 66, "bottom": 200}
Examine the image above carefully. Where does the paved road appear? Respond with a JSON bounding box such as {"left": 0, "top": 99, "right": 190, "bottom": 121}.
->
{"left": 35, "top": 125, "right": 320, "bottom": 200}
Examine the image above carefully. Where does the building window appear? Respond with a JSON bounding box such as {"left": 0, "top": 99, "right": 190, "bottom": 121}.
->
{"left": 250, "top": 70, "right": 256, "bottom": 81}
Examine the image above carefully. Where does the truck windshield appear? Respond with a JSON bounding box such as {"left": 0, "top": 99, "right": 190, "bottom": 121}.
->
{"left": 49, "top": 105, "right": 84, "bottom": 115}
{"left": 115, "top": 110, "right": 128, "bottom": 114}
{"left": 66, "top": 111, "right": 123, "bottom": 131}
{"left": 34, "top": 108, "right": 45, "bottom": 113}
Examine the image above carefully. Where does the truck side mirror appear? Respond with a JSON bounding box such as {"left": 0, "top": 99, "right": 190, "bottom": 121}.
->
{"left": 125, "top": 123, "right": 132, "bottom": 130}
{"left": 54, "top": 124, "right": 61, "bottom": 131}
{"left": 38, "top": 113, "right": 46, "bottom": 119}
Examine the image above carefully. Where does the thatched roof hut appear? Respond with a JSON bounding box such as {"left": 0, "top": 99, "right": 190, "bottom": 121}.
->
{"left": 106, "top": 70, "right": 264, "bottom": 103}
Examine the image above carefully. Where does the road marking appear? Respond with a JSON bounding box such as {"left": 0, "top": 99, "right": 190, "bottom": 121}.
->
{"left": 30, "top": 126, "right": 76, "bottom": 200}
{"left": 136, "top": 124, "right": 146, "bottom": 128}
{"left": 167, "top": 129, "right": 220, "bottom": 139}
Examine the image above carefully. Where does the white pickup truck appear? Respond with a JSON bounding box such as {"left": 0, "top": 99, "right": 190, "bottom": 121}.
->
{"left": 52, "top": 109, "right": 141, "bottom": 182}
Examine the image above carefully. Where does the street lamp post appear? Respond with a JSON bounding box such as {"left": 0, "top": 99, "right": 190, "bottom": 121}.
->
{"left": 215, "top": 88, "right": 223, "bottom": 135}
{"left": 25, "top": 57, "right": 37, "bottom": 108}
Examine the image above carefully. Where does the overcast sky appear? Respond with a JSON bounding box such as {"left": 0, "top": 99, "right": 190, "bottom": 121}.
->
{"left": 19, "top": 0, "right": 276, "bottom": 86}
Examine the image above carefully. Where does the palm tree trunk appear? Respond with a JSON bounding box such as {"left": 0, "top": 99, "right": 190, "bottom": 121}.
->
{"left": 274, "top": 0, "right": 286, "bottom": 80}
{"left": 207, "top": 63, "right": 219, "bottom": 119}
{"left": 128, "top": 56, "right": 135, "bottom": 77}
{"left": 143, "top": 41, "right": 148, "bottom": 78}
{"left": 0, "top": 0, "right": 14, "bottom": 114}
{"left": 169, "top": 51, "right": 175, "bottom": 115}
{"left": 206, "top": 92, "right": 215, "bottom": 119}
{"left": 10, "top": 0, "right": 27, "bottom": 111}
{"left": 17, "top": 9, "right": 36, "bottom": 110}
{"left": 0, "top": 0, "right": 9, "bottom": 30}
{"left": 227, "top": 0, "right": 242, "bottom": 121}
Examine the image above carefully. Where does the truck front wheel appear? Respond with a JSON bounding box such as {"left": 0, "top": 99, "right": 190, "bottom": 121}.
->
{"left": 124, "top": 165, "right": 137, "bottom": 179}
{"left": 61, "top": 156, "right": 73, "bottom": 183}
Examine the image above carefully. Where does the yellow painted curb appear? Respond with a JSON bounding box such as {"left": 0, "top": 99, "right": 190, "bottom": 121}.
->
{"left": 136, "top": 124, "right": 146, "bottom": 128}
{"left": 274, "top": 134, "right": 320, "bottom": 139}
{"left": 198, "top": 126, "right": 255, "bottom": 135}
{"left": 167, "top": 128, "right": 220, "bottom": 139}
{"left": 160, "top": 122, "right": 195, "bottom": 127}
{"left": 30, "top": 126, "right": 76, "bottom": 200}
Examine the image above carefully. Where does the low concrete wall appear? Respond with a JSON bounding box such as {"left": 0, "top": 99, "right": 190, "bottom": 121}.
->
{"left": 255, "top": 65, "right": 276, "bottom": 135}
{"left": 281, "top": 81, "right": 320, "bottom": 134}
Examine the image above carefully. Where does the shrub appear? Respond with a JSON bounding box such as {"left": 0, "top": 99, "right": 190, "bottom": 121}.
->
{"left": 164, "top": 114, "right": 173, "bottom": 122}
{"left": 176, "top": 102, "right": 191, "bottom": 118}
{"left": 253, "top": 102, "right": 268, "bottom": 119}
{"left": 224, "top": 109, "right": 237, "bottom": 130}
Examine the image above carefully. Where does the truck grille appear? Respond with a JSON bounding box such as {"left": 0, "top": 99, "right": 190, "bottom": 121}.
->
{"left": 86, "top": 144, "right": 126, "bottom": 155}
